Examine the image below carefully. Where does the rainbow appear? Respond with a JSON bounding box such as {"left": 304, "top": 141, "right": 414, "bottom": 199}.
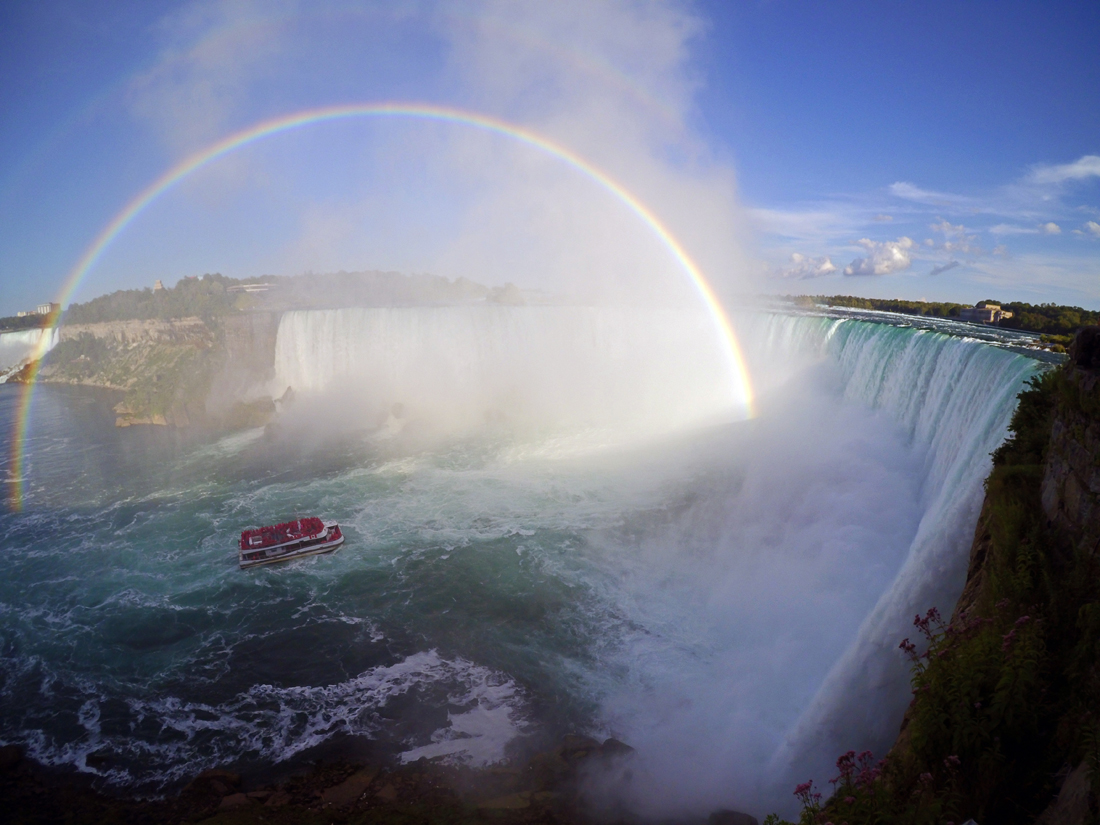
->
{"left": 8, "top": 102, "right": 755, "bottom": 511}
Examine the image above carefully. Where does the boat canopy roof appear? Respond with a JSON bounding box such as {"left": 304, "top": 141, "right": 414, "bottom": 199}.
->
{"left": 240, "top": 517, "right": 325, "bottom": 549}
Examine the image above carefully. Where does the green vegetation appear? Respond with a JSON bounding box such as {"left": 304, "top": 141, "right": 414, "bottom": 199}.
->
{"left": 789, "top": 294, "right": 1100, "bottom": 337}
{"left": 0, "top": 312, "right": 57, "bottom": 332}
{"left": 794, "top": 294, "right": 965, "bottom": 319}
{"left": 62, "top": 273, "right": 249, "bottom": 324}
{"left": 997, "top": 300, "right": 1100, "bottom": 336}
{"left": 769, "top": 361, "right": 1100, "bottom": 824}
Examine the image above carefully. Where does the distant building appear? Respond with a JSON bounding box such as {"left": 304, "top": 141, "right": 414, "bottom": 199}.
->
{"left": 960, "top": 301, "right": 1014, "bottom": 324}
{"left": 154, "top": 280, "right": 165, "bottom": 291}
{"left": 227, "top": 283, "right": 276, "bottom": 294}
{"left": 16, "top": 303, "right": 59, "bottom": 317}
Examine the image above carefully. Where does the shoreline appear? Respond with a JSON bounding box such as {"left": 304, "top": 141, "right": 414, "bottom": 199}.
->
{"left": 0, "top": 735, "right": 762, "bottom": 825}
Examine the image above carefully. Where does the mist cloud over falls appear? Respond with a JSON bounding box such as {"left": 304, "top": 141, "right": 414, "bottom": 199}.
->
{"left": 271, "top": 305, "right": 740, "bottom": 440}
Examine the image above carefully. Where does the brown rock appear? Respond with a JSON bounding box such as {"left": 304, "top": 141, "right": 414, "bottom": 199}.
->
{"left": 559, "top": 734, "right": 601, "bottom": 762}
{"left": 184, "top": 768, "right": 241, "bottom": 795}
{"left": 264, "top": 790, "right": 292, "bottom": 807}
{"left": 321, "top": 766, "right": 377, "bottom": 807}
{"left": 478, "top": 792, "right": 531, "bottom": 810}
{"left": 218, "top": 792, "right": 250, "bottom": 810}
{"left": 375, "top": 783, "right": 398, "bottom": 802}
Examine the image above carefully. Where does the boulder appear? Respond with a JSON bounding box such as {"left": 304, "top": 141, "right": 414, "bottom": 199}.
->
{"left": 320, "top": 766, "right": 377, "bottom": 807}
{"left": 600, "top": 738, "right": 635, "bottom": 758}
{"left": 218, "top": 792, "right": 250, "bottom": 810}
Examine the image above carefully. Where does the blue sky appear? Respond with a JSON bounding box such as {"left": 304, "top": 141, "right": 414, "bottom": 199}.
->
{"left": 1, "top": 0, "right": 1097, "bottom": 316}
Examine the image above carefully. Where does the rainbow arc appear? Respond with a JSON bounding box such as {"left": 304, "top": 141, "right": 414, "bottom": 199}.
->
{"left": 8, "top": 102, "right": 756, "bottom": 511}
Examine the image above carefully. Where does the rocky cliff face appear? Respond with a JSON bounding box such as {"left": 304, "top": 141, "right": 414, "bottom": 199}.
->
{"left": 57, "top": 317, "right": 214, "bottom": 347}
{"left": 1042, "top": 327, "right": 1100, "bottom": 557}
{"left": 32, "top": 313, "right": 280, "bottom": 428}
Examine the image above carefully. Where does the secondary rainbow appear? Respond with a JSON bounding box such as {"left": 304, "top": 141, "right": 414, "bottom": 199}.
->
{"left": 8, "top": 102, "right": 756, "bottom": 511}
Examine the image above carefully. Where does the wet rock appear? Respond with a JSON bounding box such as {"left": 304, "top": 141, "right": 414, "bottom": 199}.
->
{"left": 184, "top": 768, "right": 242, "bottom": 797}
{"left": 84, "top": 750, "right": 110, "bottom": 769}
{"left": 321, "top": 766, "right": 377, "bottom": 807}
{"left": 264, "top": 790, "right": 292, "bottom": 807}
{"left": 218, "top": 792, "right": 250, "bottom": 809}
{"left": 600, "top": 738, "right": 635, "bottom": 759}
{"left": 0, "top": 744, "right": 23, "bottom": 772}
{"left": 375, "top": 782, "right": 398, "bottom": 802}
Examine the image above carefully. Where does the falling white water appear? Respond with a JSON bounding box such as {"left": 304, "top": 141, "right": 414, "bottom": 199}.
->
{"left": 272, "top": 305, "right": 744, "bottom": 437}
{"left": 0, "top": 327, "right": 56, "bottom": 381}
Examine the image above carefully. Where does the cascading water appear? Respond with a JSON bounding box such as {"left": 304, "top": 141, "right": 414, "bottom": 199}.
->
{"left": 0, "top": 307, "right": 1045, "bottom": 819}
{"left": 272, "top": 305, "right": 743, "bottom": 437}
{"left": 0, "top": 327, "right": 56, "bottom": 380}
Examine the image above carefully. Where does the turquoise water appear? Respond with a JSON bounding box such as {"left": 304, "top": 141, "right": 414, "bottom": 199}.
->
{"left": 0, "top": 381, "right": 730, "bottom": 791}
{"left": 0, "top": 311, "right": 1046, "bottom": 816}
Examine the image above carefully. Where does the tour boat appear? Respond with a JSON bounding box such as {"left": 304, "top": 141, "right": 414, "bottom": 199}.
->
{"left": 238, "top": 517, "right": 344, "bottom": 569}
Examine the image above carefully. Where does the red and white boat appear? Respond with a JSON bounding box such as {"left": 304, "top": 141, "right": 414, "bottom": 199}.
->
{"left": 238, "top": 517, "right": 344, "bottom": 569}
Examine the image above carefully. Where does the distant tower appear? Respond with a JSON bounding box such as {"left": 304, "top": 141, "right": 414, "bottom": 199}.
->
{"left": 154, "top": 280, "right": 165, "bottom": 291}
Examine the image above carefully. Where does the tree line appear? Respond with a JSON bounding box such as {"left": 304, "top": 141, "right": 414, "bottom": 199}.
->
{"left": 793, "top": 294, "right": 1100, "bottom": 337}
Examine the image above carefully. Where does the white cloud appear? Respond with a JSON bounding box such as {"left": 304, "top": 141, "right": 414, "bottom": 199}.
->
{"left": 772, "top": 252, "right": 837, "bottom": 280}
{"left": 1085, "top": 221, "right": 1100, "bottom": 238}
{"left": 1027, "top": 155, "right": 1100, "bottom": 185}
{"left": 930, "top": 218, "right": 982, "bottom": 256}
{"left": 1040, "top": 222, "right": 1062, "bottom": 235}
{"left": 889, "top": 181, "right": 967, "bottom": 206}
{"left": 989, "top": 224, "right": 1038, "bottom": 236}
{"left": 843, "top": 237, "right": 914, "bottom": 276}
{"left": 929, "top": 261, "right": 960, "bottom": 276}
{"left": 873, "top": 214, "right": 893, "bottom": 222}
{"left": 930, "top": 219, "right": 965, "bottom": 235}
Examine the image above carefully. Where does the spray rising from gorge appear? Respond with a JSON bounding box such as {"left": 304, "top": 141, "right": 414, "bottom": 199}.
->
{"left": 0, "top": 305, "right": 1042, "bottom": 817}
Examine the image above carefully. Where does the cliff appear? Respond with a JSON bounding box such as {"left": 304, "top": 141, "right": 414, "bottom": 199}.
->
{"left": 27, "top": 313, "right": 279, "bottom": 429}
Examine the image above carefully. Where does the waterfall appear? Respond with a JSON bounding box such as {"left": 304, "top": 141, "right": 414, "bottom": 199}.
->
{"left": 273, "top": 305, "right": 743, "bottom": 436}
{"left": 270, "top": 305, "right": 1044, "bottom": 811}
{"left": 0, "top": 326, "right": 57, "bottom": 381}
{"left": 740, "top": 312, "right": 1043, "bottom": 785}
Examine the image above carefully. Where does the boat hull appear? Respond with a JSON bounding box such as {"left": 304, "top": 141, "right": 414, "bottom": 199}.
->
{"left": 239, "top": 531, "right": 344, "bottom": 569}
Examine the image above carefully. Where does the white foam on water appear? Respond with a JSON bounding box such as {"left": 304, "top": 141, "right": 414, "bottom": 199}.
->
{"left": 9, "top": 650, "right": 527, "bottom": 786}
